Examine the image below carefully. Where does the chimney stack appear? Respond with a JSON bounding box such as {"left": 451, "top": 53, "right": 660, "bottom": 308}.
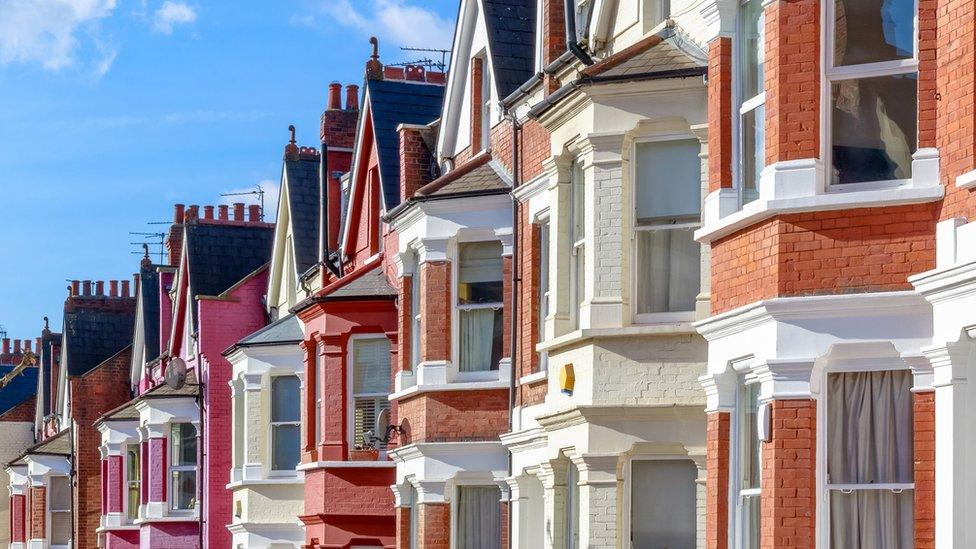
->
{"left": 186, "top": 205, "right": 200, "bottom": 222}
{"left": 2, "top": 339, "right": 9, "bottom": 355}
{"left": 218, "top": 205, "right": 229, "bottom": 220}
{"left": 174, "top": 204, "right": 186, "bottom": 223}
{"left": 328, "top": 82, "right": 342, "bottom": 110}
{"left": 123, "top": 278, "right": 132, "bottom": 298}
{"left": 109, "top": 280, "right": 119, "bottom": 297}
{"left": 366, "top": 37, "right": 384, "bottom": 80}
{"left": 95, "top": 281, "right": 105, "bottom": 296}
{"left": 83, "top": 280, "right": 92, "bottom": 296}
{"left": 204, "top": 205, "right": 214, "bottom": 220}
{"left": 13, "top": 340, "right": 20, "bottom": 354}
{"left": 71, "top": 280, "right": 81, "bottom": 297}
{"left": 346, "top": 84, "right": 359, "bottom": 110}
{"left": 24, "top": 340, "right": 31, "bottom": 353}
{"left": 35, "top": 337, "right": 42, "bottom": 355}
{"left": 233, "top": 203, "right": 245, "bottom": 221}
{"left": 248, "top": 204, "right": 261, "bottom": 222}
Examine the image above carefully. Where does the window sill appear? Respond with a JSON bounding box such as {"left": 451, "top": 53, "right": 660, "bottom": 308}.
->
{"left": 226, "top": 475, "right": 304, "bottom": 489}
{"left": 519, "top": 370, "right": 548, "bottom": 385}
{"left": 389, "top": 379, "right": 511, "bottom": 401}
{"left": 696, "top": 151, "right": 943, "bottom": 243}
{"left": 296, "top": 460, "right": 396, "bottom": 471}
{"left": 537, "top": 322, "right": 699, "bottom": 354}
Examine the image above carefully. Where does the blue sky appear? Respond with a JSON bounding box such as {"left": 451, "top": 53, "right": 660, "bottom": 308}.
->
{"left": 0, "top": 0, "right": 458, "bottom": 339}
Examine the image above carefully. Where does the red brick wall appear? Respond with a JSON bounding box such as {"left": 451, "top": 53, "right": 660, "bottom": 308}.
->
{"left": 396, "top": 506, "right": 411, "bottom": 549}
{"left": 398, "top": 275, "right": 414, "bottom": 375}
{"left": 71, "top": 348, "right": 133, "bottom": 549}
{"left": 541, "top": 0, "right": 565, "bottom": 93}
{"left": 0, "top": 396, "right": 35, "bottom": 422}
{"left": 705, "top": 412, "right": 730, "bottom": 549}
{"left": 711, "top": 205, "right": 937, "bottom": 314}
{"left": 418, "top": 503, "right": 450, "bottom": 549}
{"left": 420, "top": 261, "right": 452, "bottom": 363}
{"left": 914, "top": 391, "right": 935, "bottom": 549}
{"left": 500, "top": 500, "right": 509, "bottom": 549}
{"left": 760, "top": 400, "right": 815, "bottom": 549}
{"left": 708, "top": 37, "right": 733, "bottom": 192}
{"left": 502, "top": 256, "right": 513, "bottom": 357}
{"left": 764, "top": 0, "right": 819, "bottom": 165}
{"left": 29, "top": 486, "right": 44, "bottom": 541}
{"left": 520, "top": 119, "right": 549, "bottom": 182}
{"left": 399, "top": 389, "right": 509, "bottom": 443}
{"left": 937, "top": 0, "right": 976, "bottom": 221}
{"left": 400, "top": 126, "right": 435, "bottom": 201}
{"left": 11, "top": 494, "right": 25, "bottom": 543}
{"left": 471, "top": 57, "right": 485, "bottom": 153}
{"left": 515, "top": 212, "right": 547, "bottom": 409}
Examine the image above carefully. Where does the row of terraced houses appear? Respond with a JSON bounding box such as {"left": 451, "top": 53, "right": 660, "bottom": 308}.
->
{"left": 1, "top": 0, "right": 975, "bottom": 547}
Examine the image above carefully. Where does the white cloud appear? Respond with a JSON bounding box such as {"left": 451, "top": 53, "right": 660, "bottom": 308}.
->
{"left": 0, "top": 0, "right": 117, "bottom": 71}
{"left": 152, "top": 1, "right": 196, "bottom": 35}
{"left": 220, "top": 180, "right": 280, "bottom": 222}
{"left": 315, "top": 0, "right": 454, "bottom": 52}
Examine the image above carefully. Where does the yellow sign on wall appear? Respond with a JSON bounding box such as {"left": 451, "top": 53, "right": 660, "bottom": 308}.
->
{"left": 560, "top": 363, "right": 575, "bottom": 395}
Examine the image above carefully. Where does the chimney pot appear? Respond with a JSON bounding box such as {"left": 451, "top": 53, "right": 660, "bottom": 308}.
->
{"left": 95, "top": 281, "right": 105, "bottom": 296}
{"left": 71, "top": 280, "right": 81, "bottom": 297}
{"left": 2, "top": 338, "right": 9, "bottom": 354}
{"left": 328, "top": 82, "right": 342, "bottom": 110}
{"left": 204, "top": 205, "right": 215, "bottom": 220}
{"left": 345, "top": 84, "right": 359, "bottom": 110}
{"left": 13, "top": 340, "right": 20, "bottom": 354}
{"left": 35, "top": 337, "right": 42, "bottom": 355}
{"left": 233, "top": 203, "right": 245, "bottom": 221}
{"left": 24, "top": 340, "right": 31, "bottom": 353}
{"left": 218, "top": 205, "right": 229, "bottom": 220}
{"left": 83, "top": 280, "right": 92, "bottom": 296}
{"left": 248, "top": 204, "right": 261, "bottom": 222}
{"left": 109, "top": 280, "right": 119, "bottom": 297}
{"left": 186, "top": 205, "right": 200, "bottom": 221}
{"left": 123, "top": 278, "right": 132, "bottom": 298}
{"left": 174, "top": 204, "right": 186, "bottom": 223}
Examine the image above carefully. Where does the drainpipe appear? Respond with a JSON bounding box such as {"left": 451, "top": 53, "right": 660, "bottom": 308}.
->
{"left": 506, "top": 108, "right": 521, "bottom": 549}
{"left": 564, "top": 0, "right": 594, "bottom": 66}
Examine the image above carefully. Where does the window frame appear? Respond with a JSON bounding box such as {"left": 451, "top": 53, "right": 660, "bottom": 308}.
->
{"left": 452, "top": 483, "right": 503, "bottom": 549}
{"left": 630, "top": 135, "right": 702, "bottom": 324}
{"left": 411, "top": 261, "right": 422, "bottom": 370}
{"left": 453, "top": 239, "right": 505, "bottom": 379}
{"left": 47, "top": 475, "right": 71, "bottom": 548}
{"left": 124, "top": 444, "right": 141, "bottom": 522}
{"left": 623, "top": 455, "right": 700, "bottom": 548}
{"left": 565, "top": 460, "right": 580, "bottom": 549}
{"left": 538, "top": 216, "right": 550, "bottom": 372}
{"left": 346, "top": 335, "right": 392, "bottom": 452}
{"left": 817, "top": 365, "right": 916, "bottom": 546}
{"left": 569, "top": 159, "right": 586, "bottom": 330}
{"left": 730, "top": 375, "right": 762, "bottom": 549}
{"left": 821, "top": 0, "right": 920, "bottom": 190}
{"left": 269, "top": 374, "right": 302, "bottom": 473}
{"left": 168, "top": 422, "right": 197, "bottom": 513}
{"left": 733, "top": 0, "right": 766, "bottom": 205}
{"left": 314, "top": 340, "right": 324, "bottom": 448}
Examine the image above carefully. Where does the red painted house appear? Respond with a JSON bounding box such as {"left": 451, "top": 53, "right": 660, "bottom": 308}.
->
{"left": 293, "top": 42, "right": 445, "bottom": 549}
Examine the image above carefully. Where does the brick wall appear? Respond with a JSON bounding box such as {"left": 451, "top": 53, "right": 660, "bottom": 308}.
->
{"left": 707, "top": 37, "right": 733, "bottom": 192}
{"left": 417, "top": 503, "right": 450, "bottom": 549}
{"left": 937, "top": 0, "right": 976, "bottom": 221}
{"left": 396, "top": 506, "right": 410, "bottom": 549}
{"left": 29, "top": 486, "right": 44, "bottom": 541}
{"left": 0, "top": 395, "right": 36, "bottom": 422}
{"left": 711, "top": 205, "right": 937, "bottom": 314}
{"left": 913, "top": 391, "right": 935, "bottom": 548}
{"left": 760, "top": 400, "right": 815, "bottom": 549}
{"left": 471, "top": 57, "right": 485, "bottom": 153}
{"left": 420, "top": 261, "right": 451, "bottom": 363}
{"left": 705, "top": 412, "right": 729, "bottom": 549}
{"left": 398, "top": 389, "right": 509, "bottom": 443}
{"left": 400, "top": 126, "right": 435, "bottom": 201}
{"left": 71, "top": 347, "right": 133, "bottom": 549}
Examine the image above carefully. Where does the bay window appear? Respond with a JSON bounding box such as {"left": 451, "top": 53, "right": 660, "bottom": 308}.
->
{"left": 169, "top": 422, "right": 197, "bottom": 511}
{"left": 48, "top": 475, "right": 70, "bottom": 546}
{"left": 457, "top": 241, "right": 503, "bottom": 372}
{"left": 270, "top": 375, "right": 301, "bottom": 471}
{"left": 826, "top": 369, "right": 914, "bottom": 546}
{"left": 633, "top": 139, "right": 701, "bottom": 318}
{"left": 827, "top": 0, "right": 917, "bottom": 186}
{"left": 737, "top": 0, "right": 765, "bottom": 202}
{"left": 734, "top": 381, "right": 761, "bottom": 549}
{"left": 351, "top": 337, "right": 392, "bottom": 449}
{"left": 630, "top": 459, "right": 698, "bottom": 548}
{"left": 125, "top": 445, "right": 140, "bottom": 521}
{"left": 570, "top": 161, "right": 585, "bottom": 329}
{"left": 457, "top": 485, "right": 501, "bottom": 549}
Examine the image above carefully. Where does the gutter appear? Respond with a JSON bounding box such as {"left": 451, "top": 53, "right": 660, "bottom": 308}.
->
{"left": 564, "top": 0, "right": 594, "bottom": 66}
{"left": 382, "top": 186, "right": 511, "bottom": 223}
{"left": 500, "top": 50, "right": 577, "bottom": 110}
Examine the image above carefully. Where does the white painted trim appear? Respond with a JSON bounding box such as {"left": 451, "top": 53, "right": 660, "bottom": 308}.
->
{"left": 518, "top": 370, "right": 547, "bottom": 385}
{"left": 956, "top": 169, "right": 976, "bottom": 189}
{"left": 389, "top": 379, "right": 510, "bottom": 402}
{"left": 295, "top": 460, "right": 397, "bottom": 471}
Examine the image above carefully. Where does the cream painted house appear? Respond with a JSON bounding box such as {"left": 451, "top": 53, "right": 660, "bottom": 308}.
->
{"left": 504, "top": 0, "right": 711, "bottom": 547}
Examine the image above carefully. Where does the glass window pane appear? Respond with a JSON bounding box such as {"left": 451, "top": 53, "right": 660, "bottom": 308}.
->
{"left": 572, "top": 162, "right": 585, "bottom": 242}
{"left": 271, "top": 376, "right": 301, "bottom": 423}
{"left": 48, "top": 477, "right": 70, "bottom": 510}
{"left": 833, "top": 0, "right": 915, "bottom": 66}
{"left": 635, "top": 139, "right": 701, "bottom": 224}
{"left": 171, "top": 423, "right": 197, "bottom": 467}
{"left": 741, "top": 104, "right": 765, "bottom": 203}
{"left": 829, "top": 489, "right": 914, "bottom": 546}
{"left": 353, "top": 338, "right": 392, "bottom": 394}
{"left": 739, "top": 0, "right": 765, "bottom": 99}
{"left": 171, "top": 470, "right": 196, "bottom": 510}
{"left": 636, "top": 227, "right": 701, "bottom": 314}
{"left": 459, "top": 242, "right": 503, "bottom": 304}
{"left": 831, "top": 74, "right": 917, "bottom": 185}
{"left": 566, "top": 463, "right": 580, "bottom": 549}
{"left": 741, "top": 494, "right": 761, "bottom": 549}
{"left": 50, "top": 512, "right": 70, "bottom": 545}
{"left": 631, "top": 460, "right": 698, "bottom": 549}
{"left": 459, "top": 308, "right": 503, "bottom": 372}
{"left": 539, "top": 222, "right": 549, "bottom": 344}
{"left": 457, "top": 486, "right": 501, "bottom": 549}
{"left": 354, "top": 397, "right": 391, "bottom": 449}
{"left": 272, "top": 424, "right": 301, "bottom": 470}
{"left": 739, "top": 383, "right": 761, "bottom": 490}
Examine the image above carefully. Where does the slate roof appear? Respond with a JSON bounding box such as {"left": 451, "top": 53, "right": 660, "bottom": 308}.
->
{"left": 233, "top": 314, "right": 303, "bottom": 349}
{"left": 23, "top": 429, "right": 70, "bottom": 458}
{"left": 185, "top": 222, "right": 275, "bottom": 298}
{"left": 582, "top": 23, "right": 707, "bottom": 79}
{"left": 95, "top": 399, "right": 140, "bottom": 424}
{"left": 366, "top": 78, "right": 445, "bottom": 211}
{"left": 326, "top": 266, "right": 397, "bottom": 300}
{"left": 63, "top": 304, "right": 135, "bottom": 377}
{"left": 141, "top": 370, "right": 199, "bottom": 399}
{"left": 0, "top": 363, "right": 37, "bottom": 416}
{"left": 482, "top": 0, "right": 537, "bottom": 98}
{"left": 418, "top": 158, "right": 511, "bottom": 197}
{"left": 284, "top": 158, "right": 322, "bottom": 274}
{"left": 140, "top": 265, "right": 161, "bottom": 363}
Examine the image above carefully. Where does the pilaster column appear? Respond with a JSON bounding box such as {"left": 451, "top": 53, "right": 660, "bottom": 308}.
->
{"left": 415, "top": 480, "right": 449, "bottom": 549}
{"left": 759, "top": 399, "right": 816, "bottom": 549}
{"left": 140, "top": 425, "right": 168, "bottom": 519}
{"left": 577, "top": 454, "right": 619, "bottom": 549}
{"left": 705, "top": 412, "right": 730, "bottom": 549}
{"left": 300, "top": 338, "right": 318, "bottom": 462}
{"left": 242, "top": 373, "right": 264, "bottom": 480}
{"left": 543, "top": 155, "right": 574, "bottom": 339}
{"left": 320, "top": 334, "right": 346, "bottom": 461}
{"left": 27, "top": 484, "right": 44, "bottom": 545}
{"left": 538, "top": 461, "right": 567, "bottom": 549}
{"left": 416, "top": 238, "right": 452, "bottom": 385}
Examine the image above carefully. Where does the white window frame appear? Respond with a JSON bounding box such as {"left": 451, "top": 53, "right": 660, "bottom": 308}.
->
{"left": 729, "top": 374, "right": 762, "bottom": 549}
{"left": 411, "top": 262, "right": 422, "bottom": 370}
{"left": 538, "top": 216, "right": 550, "bottom": 372}
{"left": 474, "top": 52, "right": 491, "bottom": 152}
{"left": 565, "top": 460, "right": 580, "bottom": 549}
{"left": 452, "top": 239, "right": 505, "bottom": 381}
{"left": 124, "top": 443, "right": 141, "bottom": 522}
{"left": 815, "top": 362, "right": 916, "bottom": 547}
{"left": 47, "top": 475, "right": 71, "bottom": 548}
{"left": 314, "top": 340, "right": 324, "bottom": 448}
{"left": 569, "top": 160, "right": 586, "bottom": 330}
{"left": 346, "top": 335, "right": 392, "bottom": 452}
{"left": 630, "top": 134, "right": 702, "bottom": 324}
{"left": 269, "top": 374, "right": 301, "bottom": 474}
{"left": 821, "top": 0, "right": 920, "bottom": 191}
{"left": 733, "top": 0, "right": 766, "bottom": 205}
{"left": 623, "top": 455, "right": 699, "bottom": 548}
{"left": 168, "top": 422, "right": 197, "bottom": 513}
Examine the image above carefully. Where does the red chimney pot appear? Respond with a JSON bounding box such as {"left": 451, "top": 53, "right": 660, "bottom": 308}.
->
{"left": 248, "top": 204, "right": 261, "bottom": 222}
{"left": 13, "top": 340, "right": 20, "bottom": 354}
{"left": 345, "top": 84, "right": 359, "bottom": 110}
{"left": 328, "top": 82, "right": 342, "bottom": 110}
{"left": 218, "top": 205, "right": 229, "bottom": 220}
{"left": 174, "top": 204, "right": 186, "bottom": 223}
{"left": 95, "top": 281, "right": 105, "bottom": 296}
{"left": 109, "top": 280, "right": 119, "bottom": 297}
{"left": 123, "top": 278, "right": 132, "bottom": 298}
{"left": 233, "top": 203, "right": 245, "bottom": 221}
{"left": 71, "top": 280, "right": 81, "bottom": 297}
{"left": 2, "top": 339, "right": 9, "bottom": 355}
{"left": 204, "top": 205, "right": 215, "bottom": 220}
{"left": 83, "top": 280, "right": 92, "bottom": 296}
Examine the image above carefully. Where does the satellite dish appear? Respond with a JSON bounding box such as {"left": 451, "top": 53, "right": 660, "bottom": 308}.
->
{"left": 374, "top": 408, "right": 390, "bottom": 439}
{"left": 165, "top": 357, "right": 188, "bottom": 390}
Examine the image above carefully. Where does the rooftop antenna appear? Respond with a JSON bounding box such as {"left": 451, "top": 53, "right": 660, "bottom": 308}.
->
{"left": 0, "top": 324, "right": 6, "bottom": 340}
{"left": 395, "top": 46, "right": 451, "bottom": 72}
{"left": 130, "top": 231, "right": 166, "bottom": 264}
{"left": 221, "top": 186, "right": 266, "bottom": 221}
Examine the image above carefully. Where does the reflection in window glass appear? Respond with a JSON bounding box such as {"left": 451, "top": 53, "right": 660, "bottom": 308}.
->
{"left": 457, "top": 242, "right": 504, "bottom": 372}
{"left": 271, "top": 376, "right": 301, "bottom": 470}
{"left": 833, "top": 0, "right": 915, "bottom": 66}
{"left": 170, "top": 423, "right": 197, "bottom": 511}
